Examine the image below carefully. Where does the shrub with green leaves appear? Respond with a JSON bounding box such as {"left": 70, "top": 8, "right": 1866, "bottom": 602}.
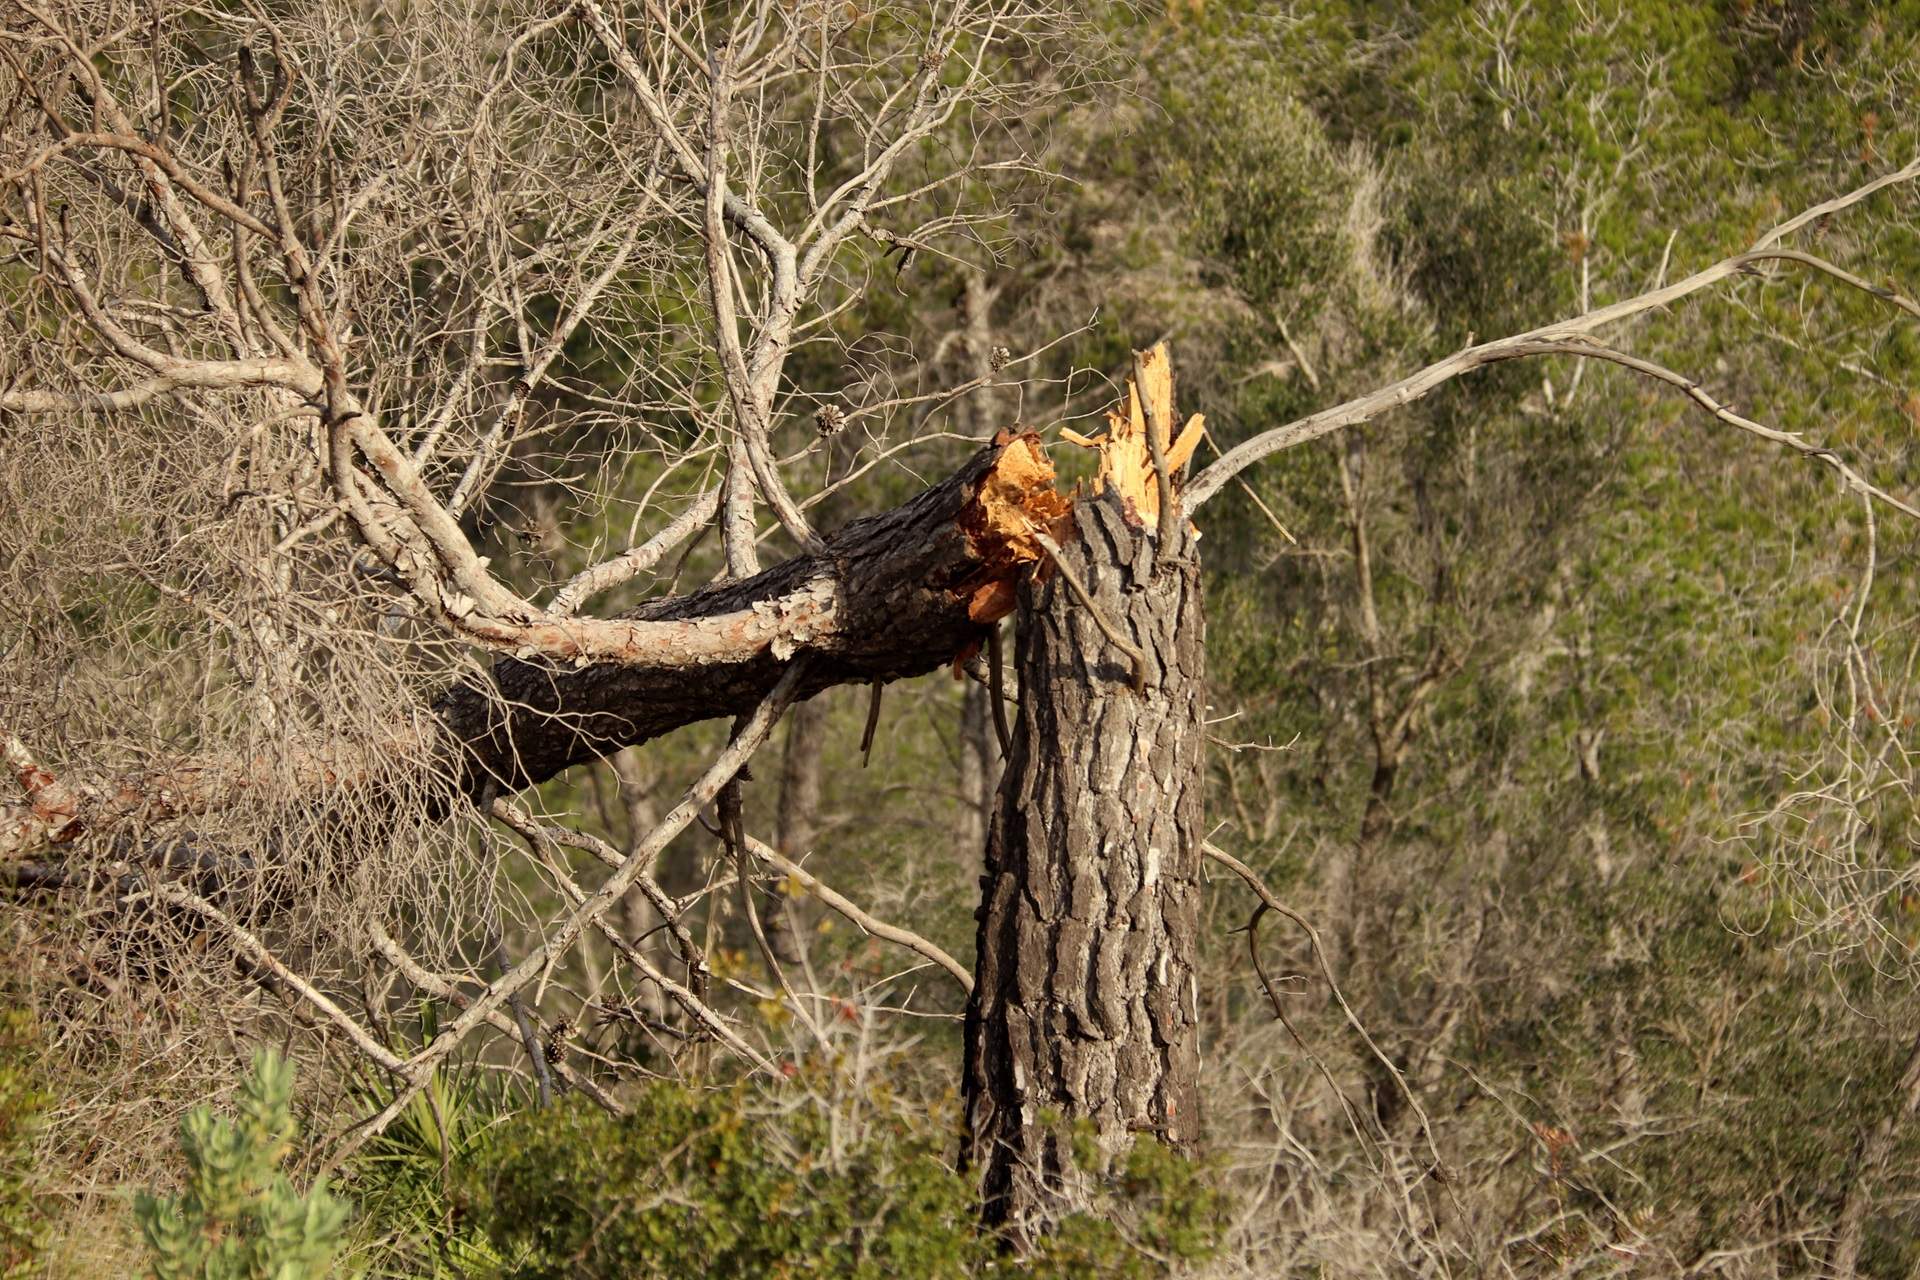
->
{"left": 458, "top": 1082, "right": 1225, "bottom": 1279}
{"left": 134, "top": 1050, "right": 353, "bottom": 1280}
{"left": 1032, "top": 1123, "right": 1228, "bottom": 1280}
{"left": 340, "top": 1013, "right": 517, "bottom": 1279}
{"left": 466, "top": 1083, "right": 984, "bottom": 1279}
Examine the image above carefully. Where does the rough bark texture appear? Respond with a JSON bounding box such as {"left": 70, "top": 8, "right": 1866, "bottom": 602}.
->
{"left": 435, "top": 438, "right": 1051, "bottom": 800}
{"left": 963, "top": 492, "right": 1205, "bottom": 1237}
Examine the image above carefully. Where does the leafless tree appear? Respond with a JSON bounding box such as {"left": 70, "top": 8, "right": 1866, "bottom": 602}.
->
{"left": 0, "top": 0, "right": 1086, "bottom": 1179}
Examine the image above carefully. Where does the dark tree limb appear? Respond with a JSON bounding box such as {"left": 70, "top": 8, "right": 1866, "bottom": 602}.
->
{"left": 435, "top": 436, "right": 1061, "bottom": 800}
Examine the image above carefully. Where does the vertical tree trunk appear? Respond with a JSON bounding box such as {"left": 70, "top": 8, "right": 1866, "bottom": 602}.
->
{"left": 962, "top": 492, "right": 1206, "bottom": 1239}
{"left": 955, "top": 267, "right": 1007, "bottom": 866}
{"left": 766, "top": 695, "right": 829, "bottom": 966}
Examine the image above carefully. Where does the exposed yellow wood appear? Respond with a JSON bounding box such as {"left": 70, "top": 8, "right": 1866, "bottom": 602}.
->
{"left": 958, "top": 433, "right": 1075, "bottom": 623}
{"left": 1063, "top": 341, "right": 1203, "bottom": 527}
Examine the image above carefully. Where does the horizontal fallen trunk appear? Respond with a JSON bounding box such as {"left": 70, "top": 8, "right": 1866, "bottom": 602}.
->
{"left": 438, "top": 433, "right": 1067, "bottom": 797}
{"left": 4, "top": 435, "right": 1069, "bottom": 858}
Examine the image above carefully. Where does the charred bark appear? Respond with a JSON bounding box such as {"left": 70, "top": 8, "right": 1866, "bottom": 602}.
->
{"left": 962, "top": 492, "right": 1206, "bottom": 1238}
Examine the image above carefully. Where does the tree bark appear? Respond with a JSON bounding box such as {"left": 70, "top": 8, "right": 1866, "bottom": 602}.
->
{"left": 433, "top": 436, "right": 1056, "bottom": 800}
{"left": 962, "top": 492, "right": 1206, "bottom": 1239}
{"left": 766, "top": 695, "right": 829, "bottom": 966}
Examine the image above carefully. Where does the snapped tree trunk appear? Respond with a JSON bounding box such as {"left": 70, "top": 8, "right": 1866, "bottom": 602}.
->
{"left": 962, "top": 491, "right": 1206, "bottom": 1238}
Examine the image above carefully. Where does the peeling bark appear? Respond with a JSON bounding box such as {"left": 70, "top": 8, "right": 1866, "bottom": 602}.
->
{"left": 962, "top": 492, "right": 1206, "bottom": 1237}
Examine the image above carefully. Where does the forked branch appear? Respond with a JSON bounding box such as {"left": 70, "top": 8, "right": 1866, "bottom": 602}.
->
{"left": 1185, "top": 153, "right": 1920, "bottom": 517}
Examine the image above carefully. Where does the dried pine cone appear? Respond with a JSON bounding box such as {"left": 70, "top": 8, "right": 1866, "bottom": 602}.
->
{"left": 988, "top": 344, "right": 1011, "bottom": 372}
{"left": 544, "top": 1018, "right": 573, "bottom": 1064}
{"left": 814, "top": 403, "right": 847, "bottom": 436}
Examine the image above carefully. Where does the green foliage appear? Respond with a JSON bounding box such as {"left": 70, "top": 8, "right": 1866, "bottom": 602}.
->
{"left": 341, "top": 1011, "right": 519, "bottom": 1279}
{"left": 0, "top": 1009, "right": 49, "bottom": 1277}
{"left": 1027, "top": 1124, "right": 1228, "bottom": 1280}
{"left": 466, "top": 1084, "right": 985, "bottom": 1279}
{"left": 134, "top": 1051, "right": 353, "bottom": 1280}
{"left": 455, "top": 1083, "right": 1224, "bottom": 1279}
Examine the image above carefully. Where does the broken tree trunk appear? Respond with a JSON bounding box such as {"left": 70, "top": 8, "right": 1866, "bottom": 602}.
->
{"left": 963, "top": 345, "right": 1207, "bottom": 1239}
{"left": 2, "top": 435, "right": 1073, "bottom": 862}
{"left": 434, "top": 434, "right": 1067, "bottom": 800}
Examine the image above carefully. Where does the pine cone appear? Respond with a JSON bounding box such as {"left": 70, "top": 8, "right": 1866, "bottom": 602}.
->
{"left": 814, "top": 403, "right": 847, "bottom": 436}
{"left": 988, "top": 345, "right": 1012, "bottom": 372}
{"left": 544, "top": 1018, "right": 573, "bottom": 1064}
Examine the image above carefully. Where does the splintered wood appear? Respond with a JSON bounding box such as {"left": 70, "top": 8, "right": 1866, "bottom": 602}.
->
{"left": 1060, "top": 342, "right": 1205, "bottom": 527}
{"left": 955, "top": 346, "right": 1201, "bottom": 627}
{"left": 958, "top": 431, "right": 1073, "bottom": 624}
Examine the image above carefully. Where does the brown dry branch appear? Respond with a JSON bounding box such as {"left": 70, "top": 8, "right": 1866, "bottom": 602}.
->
{"left": 363, "top": 920, "right": 620, "bottom": 1112}
{"left": 0, "top": 0, "right": 1096, "bottom": 1209}
{"left": 1203, "top": 843, "right": 1448, "bottom": 1190}
{"left": 324, "top": 659, "right": 804, "bottom": 1168}
{"left": 494, "top": 795, "right": 775, "bottom": 1072}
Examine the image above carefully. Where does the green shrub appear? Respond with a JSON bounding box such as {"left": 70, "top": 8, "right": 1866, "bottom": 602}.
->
{"left": 454, "top": 1081, "right": 1226, "bottom": 1279}
{"left": 1043, "top": 1135, "right": 1227, "bottom": 1278}
{"left": 341, "top": 1021, "right": 517, "bottom": 1278}
{"left": 134, "top": 1050, "right": 353, "bottom": 1280}
{"left": 465, "top": 1082, "right": 985, "bottom": 1279}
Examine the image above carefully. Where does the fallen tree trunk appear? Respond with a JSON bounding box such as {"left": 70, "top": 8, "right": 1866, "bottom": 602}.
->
{"left": 439, "top": 433, "right": 1066, "bottom": 797}
{"left": 4, "top": 434, "right": 1068, "bottom": 857}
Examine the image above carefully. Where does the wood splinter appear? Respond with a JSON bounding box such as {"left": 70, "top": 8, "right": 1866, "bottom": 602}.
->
{"left": 1059, "top": 341, "right": 1206, "bottom": 541}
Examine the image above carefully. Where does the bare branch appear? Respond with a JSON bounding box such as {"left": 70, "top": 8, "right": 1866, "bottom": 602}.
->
{"left": 1186, "top": 153, "right": 1920, "bottom": 512}
{"left": 327, "top": 659, "right": 806, "bottom": 1167}
{"left": 739, "top": 831, "right": 972, "bottom": 993}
